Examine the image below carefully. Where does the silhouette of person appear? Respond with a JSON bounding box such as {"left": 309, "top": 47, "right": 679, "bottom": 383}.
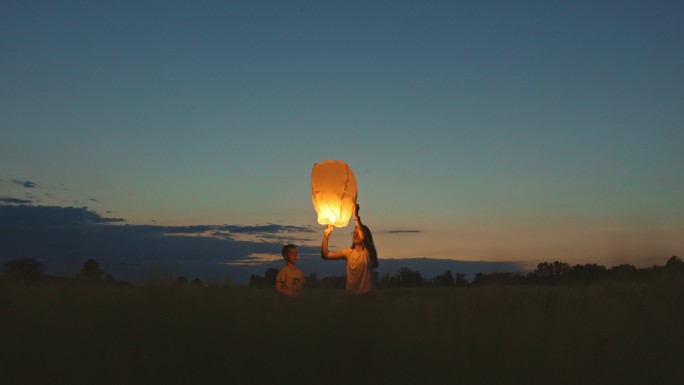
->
{"left": 321, "top": 204, "right": 378, "bottom": 295}
{"left": 275, "top": 244, "right": 305, "bottom": 297}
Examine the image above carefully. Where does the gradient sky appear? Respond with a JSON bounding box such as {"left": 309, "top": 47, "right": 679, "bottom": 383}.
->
{"left": 2, "top": 1, "right": 683, "bottom": 280}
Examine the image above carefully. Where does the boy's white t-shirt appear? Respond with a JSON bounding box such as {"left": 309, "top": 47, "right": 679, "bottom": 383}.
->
{"left": 276, "top": 265, "right": 305, "bottom": 292}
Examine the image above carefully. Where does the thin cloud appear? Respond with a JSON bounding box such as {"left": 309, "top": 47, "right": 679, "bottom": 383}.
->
{"left": 12, "top": 179, "right": 37, "bottom": 188}
{"left": 0, "top": 204, "right": 124, "bottom": 226}
{"left": 222, "top": 253, "right": 282, "bottom": 266}
{"left": 254, "top": 233, "right": 313, "bottom": 244}
{"left": 218, "top": 224, "right": 314, "bottom": 234}
{"left": 386, "top": 229, "right": 422, "bottom": 234}
{"left": 156, "top": 224, "right": 313, "bottom": 235}
{"left": 0, "top": 197, "right": 33, "bottom": 204}
{"left": 162, "top": 224, "right": 315, "bottom": 245}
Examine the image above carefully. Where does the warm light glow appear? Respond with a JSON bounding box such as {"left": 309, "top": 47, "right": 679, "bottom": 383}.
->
{"left": 311, "top": 160, "right": 358, "bottom": 228}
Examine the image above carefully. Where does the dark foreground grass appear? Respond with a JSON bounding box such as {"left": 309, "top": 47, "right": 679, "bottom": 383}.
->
{"left": 1, "top": 279, "right": 682, "bottom": 385}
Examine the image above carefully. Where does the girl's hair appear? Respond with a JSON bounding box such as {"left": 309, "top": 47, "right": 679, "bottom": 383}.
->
{"left": 352, "top": 225, "right": 379, "bottom": 268}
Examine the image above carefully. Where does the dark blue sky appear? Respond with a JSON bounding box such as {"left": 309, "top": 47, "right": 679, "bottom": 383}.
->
{"left": 2, "top": 1, "right": 683, "bottom": 278}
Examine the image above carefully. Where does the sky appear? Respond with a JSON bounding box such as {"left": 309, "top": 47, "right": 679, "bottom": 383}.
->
{"left": 2, "top": 1, "right": 683, "bottom": 283}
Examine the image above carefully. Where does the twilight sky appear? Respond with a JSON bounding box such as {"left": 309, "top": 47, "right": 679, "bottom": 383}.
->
{"left": 2, "top": 1, "right": 683, "bottom": 282}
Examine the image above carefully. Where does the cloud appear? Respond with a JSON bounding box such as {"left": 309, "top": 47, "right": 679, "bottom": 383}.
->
{"left": 385, "top": 229, "right": 421, "bottom": 234}
{"left": 157, "top": 223, "right": 316, "bottom": 245}
{"left": 0, "top": 204, "right": 124, "bottom": 226}
{"left": 98, "top": 224, "right": 313, "bottom": 235}
{"left": 0, "top": 204, "right": 526, "bottom": 284}
{"left": 0, "top": 204, "right": 319, "bottom": 283}
{"left": 0, "top": 197, "right": 34, "bottom": 204}
{"left": 12, "top": 179, "right": 37, "bottom": 188}
{"left": 222, "top": 253, "right": 283, "bottom": 266}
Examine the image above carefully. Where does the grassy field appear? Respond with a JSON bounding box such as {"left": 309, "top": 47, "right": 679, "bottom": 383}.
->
{"left": 1, "top": 278, "right": 682, "bottom": 385}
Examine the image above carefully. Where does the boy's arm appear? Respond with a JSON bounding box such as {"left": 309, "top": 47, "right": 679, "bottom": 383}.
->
{"left": 275, "top": 281, "right": 298, "bottom": 297}
{"left": 275, "top": 279, "right": 288, "bottom": 296}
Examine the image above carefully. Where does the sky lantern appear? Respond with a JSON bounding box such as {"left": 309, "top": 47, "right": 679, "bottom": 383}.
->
{"left": 311, "top": 160, "right": 358, "bottom": 228}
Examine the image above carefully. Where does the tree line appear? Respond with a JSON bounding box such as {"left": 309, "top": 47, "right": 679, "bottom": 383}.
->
{"left": 0, "top": 258, "right": 130, "bottom": 286}
{"left": 248, "top": 256, "right": 684, "bottom": 289}
{"left": 2, "top": 256, "right": 682, "bottom": 288}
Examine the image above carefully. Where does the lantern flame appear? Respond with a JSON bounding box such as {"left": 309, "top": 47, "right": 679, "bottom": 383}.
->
{"left": 311, "top": 160, "right": 358, "bottom": 228}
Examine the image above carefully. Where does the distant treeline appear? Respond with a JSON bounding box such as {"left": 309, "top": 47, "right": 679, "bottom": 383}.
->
{"left": 0, "top": 257, "right": 130, "bottom": 287}
{"left": 248, "top": 256, "right": 684, "bottom": 289}
{"left": 2, "top": 256, "right": 682, "bottom": 288}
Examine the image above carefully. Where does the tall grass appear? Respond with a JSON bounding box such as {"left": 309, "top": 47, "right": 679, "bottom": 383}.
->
{"left": 1, "top": 278, "right": 682, "bottom": 385}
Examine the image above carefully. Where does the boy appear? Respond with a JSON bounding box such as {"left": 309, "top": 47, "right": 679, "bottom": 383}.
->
{"left": 275, "top": 244, "right": 305, "bottom": 297}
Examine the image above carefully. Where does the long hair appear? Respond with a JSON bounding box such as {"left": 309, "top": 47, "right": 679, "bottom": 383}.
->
{"left": 352, "top": 225, "right": 378, "bottom": 268}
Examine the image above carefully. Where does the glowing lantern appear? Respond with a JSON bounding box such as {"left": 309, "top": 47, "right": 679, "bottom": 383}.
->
{"left": 311, "top": 160, "right": 358, "bottom": 228}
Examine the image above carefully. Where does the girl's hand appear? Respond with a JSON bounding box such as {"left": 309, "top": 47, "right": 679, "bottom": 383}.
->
{"left": 354, "top": 203, "right": 360, "bottom": 219}
{"left": 324, "top": 224, "right": 334, "bottom": 237}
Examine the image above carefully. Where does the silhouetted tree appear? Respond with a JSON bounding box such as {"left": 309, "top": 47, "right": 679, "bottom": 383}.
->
{"left": 396, "top": 267, "right": 426, "bottom": 287}
{"left": 104, "top": 273, "right": 115, "bottom": 285}
{"left": 78, "top": 259, "right": 103, "bottom": 282}
{"left": 609, "top": 264, "right": 639, "bottom": 280}
{"left": 458, "top": 258, "right": 682, "bottom": 287}
{"left": 431, "top": 270, "right": 455, "bottom": 287}
{"left": 455, "top": 273, "right": 470, "bottom": 287}
{"left": 2, "top": 258, "right": 44, "bottom": 284}
{"left": 265, "top": 268, "right": 278, "bottom": 288}
{"left": 248, "top": 274, "right": 267, "bottom": 288}
{"left": 569, "top": 263, "right": 607, "bottom": 283}
{"left": 532, "top": 261, "right": 572, "bottom": 283}
{"left": 472, "top": 273, "right": 486, "bottom": 285}
{"left": 378, "top": 272, "right": 396, "bottom": 288}
{"left": 175, "top": 276, "right": 188, "bottom": 287}
{"left": 378, "top": 268, "right": 427, "bottom": 288}
{"left": 665, "top": 256, "right": 683, "bottom": 271}
{"left": 472, "top": 272, "right": 525, "bottom": 286}
{"left": 306, "top": 272, "right": 319, "bottom": 289}
{"left": 247, "top": 268, "right": 280, "bottom": 289}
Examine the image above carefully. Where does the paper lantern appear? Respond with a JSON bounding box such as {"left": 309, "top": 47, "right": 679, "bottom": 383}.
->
{"left": 311, "top": 160, "right": 358, "bottom": 228}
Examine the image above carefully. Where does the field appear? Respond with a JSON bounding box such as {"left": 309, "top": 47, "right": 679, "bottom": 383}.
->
{"left": 1, "top": 279, "right": 682, "bottom": 385}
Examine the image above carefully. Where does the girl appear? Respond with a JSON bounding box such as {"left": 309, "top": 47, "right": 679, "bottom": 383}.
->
{"left": 321, "top": 204, "right": 378, "bottom": 295}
